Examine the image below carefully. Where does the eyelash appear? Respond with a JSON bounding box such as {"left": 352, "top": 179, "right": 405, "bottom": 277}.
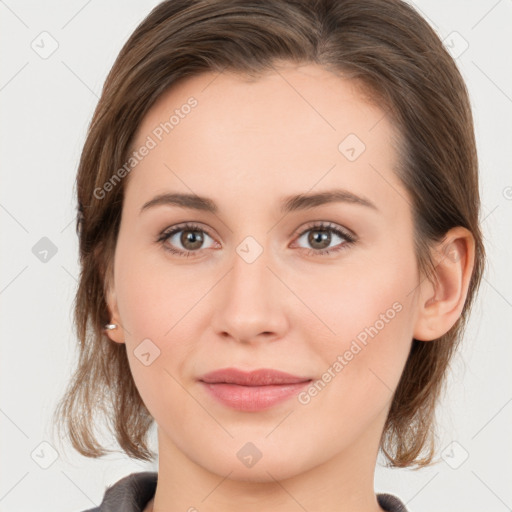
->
{"left": 156, "top": 222, "right": 356, "bottom": 258}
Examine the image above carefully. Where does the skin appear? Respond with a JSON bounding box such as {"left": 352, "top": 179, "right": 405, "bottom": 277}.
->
{"left": 105, "top": 63, "right": 475, "bottom": 512}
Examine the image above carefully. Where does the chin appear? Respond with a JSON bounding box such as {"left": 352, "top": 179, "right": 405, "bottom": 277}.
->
{"left": 188, "top": 437, "right": 320, "bottom": 484}
{"left": 206, "top": 457, "right": 309, "bottom": 483}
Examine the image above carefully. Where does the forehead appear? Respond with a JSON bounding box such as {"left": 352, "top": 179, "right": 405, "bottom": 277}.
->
{"left": 125, "top": 63, "right": 405, "bottom": 216}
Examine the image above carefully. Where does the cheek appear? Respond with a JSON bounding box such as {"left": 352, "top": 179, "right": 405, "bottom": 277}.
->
{"left": 294, "top": 245, "right": 418, "bottom": 402}
{"left": 292, "top": 279, "right": 415, "bottom": 446}
{"left": 114, "top": 242, "right": 199, "bottom": 338}
{"left": 113, "top": 246, "right": 205, "bottom": 400}
{"left": 298, "top": 248, "right": 417, "bottom": 347}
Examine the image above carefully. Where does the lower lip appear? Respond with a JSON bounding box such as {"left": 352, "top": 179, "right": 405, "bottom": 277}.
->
{"left": 200, "top": 381, "right": 311, "bottom": 412}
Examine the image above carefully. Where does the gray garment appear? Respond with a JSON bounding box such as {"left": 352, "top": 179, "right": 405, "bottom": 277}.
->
{"left": 81, "top": 471, "right": 408, "bottom": 512}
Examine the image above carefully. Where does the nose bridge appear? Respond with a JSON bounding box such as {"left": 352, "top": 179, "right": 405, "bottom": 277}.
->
{"left": 225, "top": 216, "right": 273, "bottom": 288}
{"left": 229, "top": 235, "right": 273, "bottom": 305}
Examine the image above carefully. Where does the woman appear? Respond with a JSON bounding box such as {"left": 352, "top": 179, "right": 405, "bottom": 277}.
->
{"left": 53, "top": 0, "right": 485, "bottom": 510}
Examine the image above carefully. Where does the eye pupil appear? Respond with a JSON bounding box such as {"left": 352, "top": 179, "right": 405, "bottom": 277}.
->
{"left": 181, "top": 230, "right": 204, "bottom": 250}
{"left": 308, "top": 229, "right": 330, "bottom": 249}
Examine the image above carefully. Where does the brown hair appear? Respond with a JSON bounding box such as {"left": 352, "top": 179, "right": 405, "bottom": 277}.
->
{"left": 53, "top": 0, "right": 485, "bottom": 467}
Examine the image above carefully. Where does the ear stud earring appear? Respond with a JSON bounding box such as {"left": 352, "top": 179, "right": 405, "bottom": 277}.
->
{"left": 104, "top": 323, "right": 118, "bottom": 330}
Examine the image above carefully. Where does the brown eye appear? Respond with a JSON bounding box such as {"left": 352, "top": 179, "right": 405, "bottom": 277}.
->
{"left": 157, "top": 223, "right": 216, "bottom": 257}
{"left": 179, "top": 229, "right": 205, "bottom": 251}
{"left": 294, "top": 222, "right": 355, "bottom": 256}
{"left": 306, "top": 228, "right": 332, "bottom": 250}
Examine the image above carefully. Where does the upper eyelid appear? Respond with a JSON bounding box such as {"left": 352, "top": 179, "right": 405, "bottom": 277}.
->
{"left": 161, "top": 222, "right": 214, "bottom": 238}
{"left": 293, "top": 221, "right": 355, "bottom": 239}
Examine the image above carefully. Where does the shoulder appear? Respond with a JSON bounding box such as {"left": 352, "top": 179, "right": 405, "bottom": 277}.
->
{"left": 78, "top": 471, "right": 158, "bottom": 512}
{"left": 377, "top": 492, "right": 409, "bottom": 512}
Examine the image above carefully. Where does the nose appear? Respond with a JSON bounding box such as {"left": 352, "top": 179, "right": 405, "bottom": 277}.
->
{"left": 210, "top": 243, "right": 289, "bottom": 345}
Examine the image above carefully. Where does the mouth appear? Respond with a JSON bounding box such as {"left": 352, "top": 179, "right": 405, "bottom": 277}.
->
{"left": 198, "top": 368, "right": 312, "bottom": 412}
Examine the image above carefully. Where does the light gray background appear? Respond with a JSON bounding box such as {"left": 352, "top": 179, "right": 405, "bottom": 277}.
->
{"left": 1, "top": 1, "right": 511, "bottom": 511}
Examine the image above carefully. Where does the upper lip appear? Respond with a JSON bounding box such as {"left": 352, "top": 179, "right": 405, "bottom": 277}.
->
{"left": 199, "top": 368, "right": 311, "bottom": 386}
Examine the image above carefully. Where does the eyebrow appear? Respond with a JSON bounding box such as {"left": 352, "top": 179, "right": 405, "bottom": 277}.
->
{"left": 139, "top": 188, "right": 378, "bottom": 215}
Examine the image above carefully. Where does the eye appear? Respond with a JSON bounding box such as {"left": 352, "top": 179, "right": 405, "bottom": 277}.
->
{"left": 292, "top": 222, "right": 356, "bottom": 256}
{"left": 157, "top": 223, "right": 217, "bottom": 257}
{"left": 157, "top": 221, "right": 356, "bottom": 258}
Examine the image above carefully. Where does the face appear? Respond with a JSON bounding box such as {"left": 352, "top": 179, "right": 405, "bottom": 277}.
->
{"left": 106, "top": 63, "right": 424, "bottom": 482}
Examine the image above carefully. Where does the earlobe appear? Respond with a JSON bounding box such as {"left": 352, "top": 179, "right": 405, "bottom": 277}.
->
{"left": 413, "top": 227, "right": 476, "bottom": 342}
{"left": 104, "top": 283, "right": 126, "bottom": 344}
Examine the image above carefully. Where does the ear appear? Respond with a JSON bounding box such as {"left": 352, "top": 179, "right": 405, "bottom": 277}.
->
{"left": 104, "top": 272, "right": 126, "bottom": 345}
{"left": 413, "top": 226, "right": 476, "bottom": 341}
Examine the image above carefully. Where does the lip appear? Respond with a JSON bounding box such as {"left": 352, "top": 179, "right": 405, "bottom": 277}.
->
{"left": 199, "top": 368, "right": 312, "bottom": 412}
